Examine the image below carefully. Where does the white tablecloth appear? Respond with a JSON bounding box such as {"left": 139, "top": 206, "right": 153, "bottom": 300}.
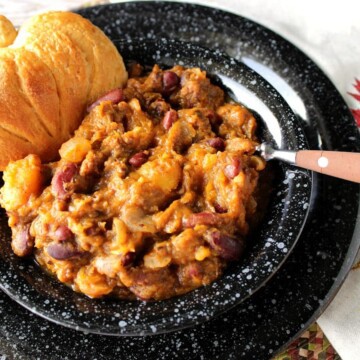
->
{"left": 1, "top": 0, "right": 360, "bottom": 358}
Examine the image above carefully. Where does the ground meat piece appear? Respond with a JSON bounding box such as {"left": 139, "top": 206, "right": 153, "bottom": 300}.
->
{"left": 120, "top": 267, "right": 178, "bottom": 301}
{"left": 140, "top": 64, "right": 163, "bottom": 93}
{"left": 148, "top": 98, "right": 171, "bottom": 122}
{"left": 11, "top": 224, "right": 34, "bottom": 257}
{"left": 173, "top": 68, "right": 224, "bottom": 110}
{"left": 217, "top": 103, "right": 258, "bottom": 139}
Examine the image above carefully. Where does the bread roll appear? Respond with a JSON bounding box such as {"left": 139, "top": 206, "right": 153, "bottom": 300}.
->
{"left": 0, "top": 12, "right": 127, "bottom": 170}
{"left": 0, "top": 15, "right": 17, "bottom": 47}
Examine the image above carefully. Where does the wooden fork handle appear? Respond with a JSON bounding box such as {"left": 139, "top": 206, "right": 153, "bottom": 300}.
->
{"left": 296, "top": 150, "right": 360, "bottom": 183}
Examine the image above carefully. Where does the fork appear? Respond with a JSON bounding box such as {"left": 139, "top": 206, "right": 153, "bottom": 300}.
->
{"left": 256, "top": 143, "right": 360, "bottom": 183}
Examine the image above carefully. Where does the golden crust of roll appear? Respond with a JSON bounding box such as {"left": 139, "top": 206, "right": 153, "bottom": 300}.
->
{"left": 0, "top": 15, "right": 17, "bottom": 47}
{"left": 0, "top": 11, "right": 128, "bottom": 170}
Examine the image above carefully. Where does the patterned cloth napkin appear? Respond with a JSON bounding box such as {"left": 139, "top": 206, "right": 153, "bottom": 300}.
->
{"left": 0, "top": 0, "right": 359, "bottom": 359}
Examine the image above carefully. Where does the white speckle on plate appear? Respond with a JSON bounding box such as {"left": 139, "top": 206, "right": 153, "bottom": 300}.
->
{"left": 288, "top": 173, "right": 295, "bottom": 179}
{"left": 150, "top": 325, "right": 157, "bottom": 333}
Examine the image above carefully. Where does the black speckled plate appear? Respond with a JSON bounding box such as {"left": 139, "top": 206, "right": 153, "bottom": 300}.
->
{"left": 0, "top": 37, "right": 311, "bottom": 336}
{"left": 0, "top": 2, "right": 359, "bottom": 359}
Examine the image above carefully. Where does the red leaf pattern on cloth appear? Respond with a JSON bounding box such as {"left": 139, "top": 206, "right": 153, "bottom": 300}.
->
{"left": 349, "top": 78, "right": 360, "bottom": 127}
{"left": 349, "top": 93, "right": 360, "bottom": 102}
{"left": 354, "top": 78, "right": 360, "bottom": 93}
{"left": 351, "top": 109, "right": 360, "bottom": 127}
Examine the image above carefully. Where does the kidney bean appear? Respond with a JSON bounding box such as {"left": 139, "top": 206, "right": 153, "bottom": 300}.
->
{"left": 207, "top": 137, "right": 225, "bottom": 151}
{"left": 205, "top": 230, "right": 244, "bottom": 261}
{"left": 162, "top": 71, "right": 179, "bottom": 94}
{"left": 51, "top": 163, "right": 78, "bottom": 199}
{"left": 214, "top": 202, "right": 227, "bottom": 214}
{"left": 162, "top": 109, "right": 178, "bottom": 130}
{"left": 129, "top": 151, "right": 148, "bottom": 167}
{"left": 12, "top": 224, "right": 34, "bottom": 257}
{"left": 53, "top": 225, "right": 73, "bottom": 241}
{"left": 224, "top": 158, "right": 241, "bottom": 179}
{"left": 46, "top": 242, "right": 82, "bottom": 260}
{"left": 184, "top": 212, "right": 220, "bottom": 228}
{"left": 87, "top": 88, "right": 124, "bottom": 112}
{"left": 121, "top": 252, "right": 136, "bottom": 267}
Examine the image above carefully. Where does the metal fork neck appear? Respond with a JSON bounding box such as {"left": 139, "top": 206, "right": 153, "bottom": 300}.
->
{"left": 267, "top": 149, "right": 297, "bottom": 164}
